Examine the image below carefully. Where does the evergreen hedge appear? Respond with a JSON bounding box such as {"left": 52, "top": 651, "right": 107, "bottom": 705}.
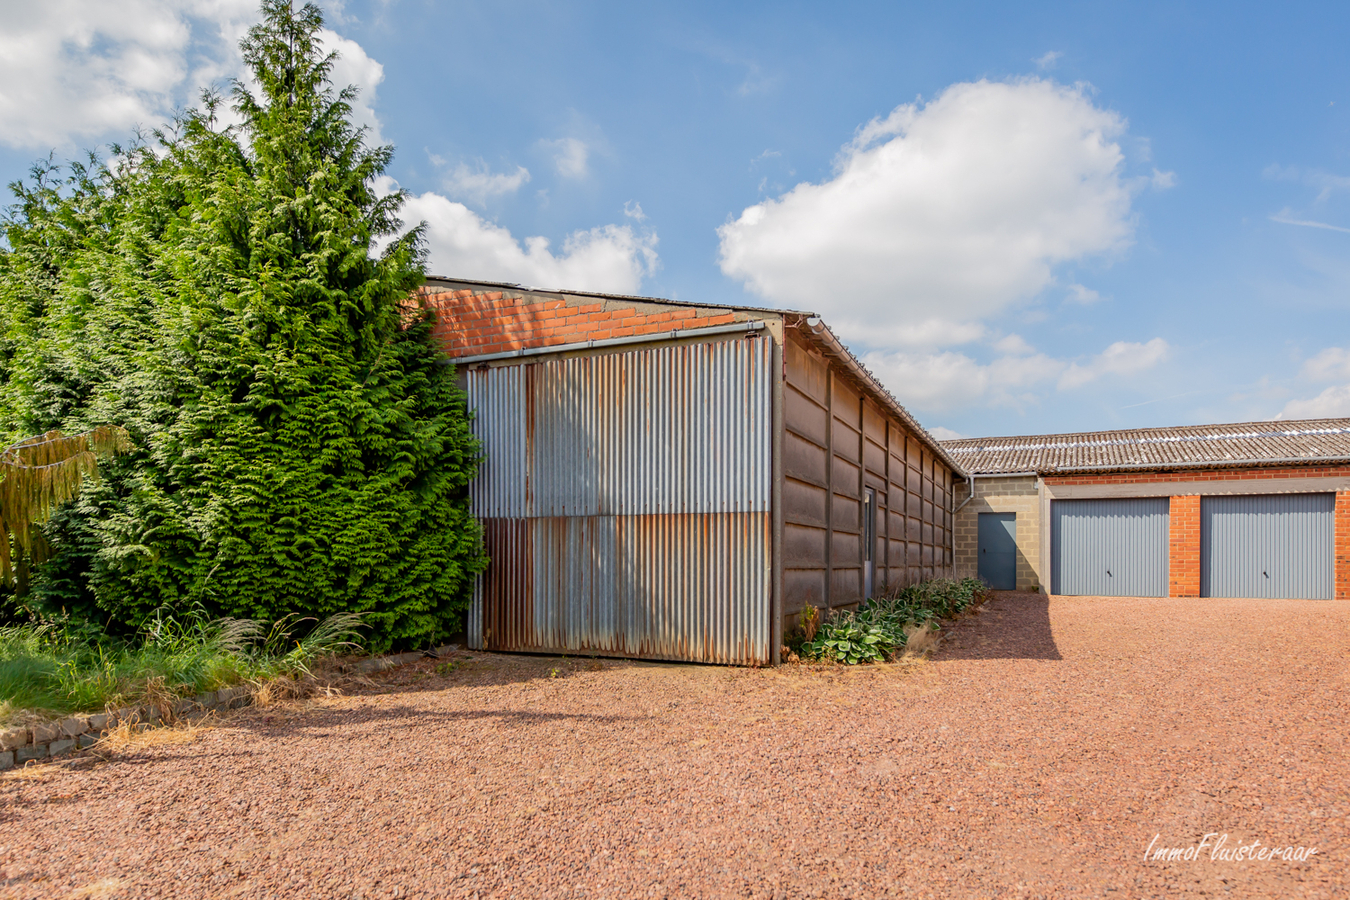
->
{"left": 0, "top": 1, "right": 487, "bottom": 651}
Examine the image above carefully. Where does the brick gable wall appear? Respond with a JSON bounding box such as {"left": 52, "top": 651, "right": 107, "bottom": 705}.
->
{"left": 419, "top": 286, "right": 746, "bottom": 359}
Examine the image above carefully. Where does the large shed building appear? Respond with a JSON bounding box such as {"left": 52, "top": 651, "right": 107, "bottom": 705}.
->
{"left": 943, "top": 421, "right": 1350, "bottom": 600}
{"left": 421, "top": 277, "right": 966, "bottom": 665}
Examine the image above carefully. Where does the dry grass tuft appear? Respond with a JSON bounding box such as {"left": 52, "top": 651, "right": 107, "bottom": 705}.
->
{"left": 128, "top": 675, "right": 178, "bottom": 724}
{"left": 1, "top": 762, "right": 61, "bottom": 782}
{"left": 252, "top": 660, "right": 364, "bottom": 707}
{"left": 900, "top": 622, "right": 941, "bottom": 657}
{"left": 71, "top": 877, "right": 132, "bottom": 899}
{"left": 94, "top": 717, "right": 211, "bottom": 754}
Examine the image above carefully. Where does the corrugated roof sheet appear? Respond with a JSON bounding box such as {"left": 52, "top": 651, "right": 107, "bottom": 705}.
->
{"left": 940, "top": 418, "right": 1350, "bottom": 475}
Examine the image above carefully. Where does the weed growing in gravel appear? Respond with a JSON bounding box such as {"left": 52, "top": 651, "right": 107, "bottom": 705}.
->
{"left": 0, "top": 608, "right": 365, "bottom": 725}
{"left": 435, "top": 659, "right": 467, "bottom": 676}
{"left": 799, "top": 578, "right": 988, "bottom": 665}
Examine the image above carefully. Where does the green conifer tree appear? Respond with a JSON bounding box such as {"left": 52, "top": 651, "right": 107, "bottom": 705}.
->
{"left": 0, "top": 1, "right": 486, "bottom": 649}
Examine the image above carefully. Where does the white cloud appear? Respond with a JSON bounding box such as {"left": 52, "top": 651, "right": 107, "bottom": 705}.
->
{"left": 1270, "top": 211, "right": 1350, "bottom": 234}
{"left": 1150, "top": 168, "right": 1177, "bottom": 189}
{"left": 1264, "top": 164, "right": 1350, "bottom": 201}
{"left": 0, "top": 0, "right": 254, "bottom": 148}
{"left": 545, "top": 137, "right": 590, "bottom": 178}
{"left": 321, "top": 28, "right": 386, "bottom": 145}
{"left": 1277, "top": 385, "right": 1350, "bottom": 419}
{"left": 879, "top": 319, "right": 987, "bottom": 348}
{"left": 1057, "top": 338, "right": 1170, "bottom": 389}
{"left": 1301, "top": 347, "right": 1350, "bottom": 382}
{"left": 862, "top": 336, "right": 1169, "bottom": 413}
{"left": 623, "top": 200, "right": 647, "bottom": 222}
{"left": 441, "top": 161, "right": 531, "bottom": 207}
{"left": 393, "top": 184, "right": 658, "bottom": 294}
{"left": 1275, "top": 347, "right": 1350, "bottom": 420}
{"left": 717, "top": 78, "right": 1139, "bottom": 347}
{"left": 1065, "top": 283, "right": 1103, "bottom": 304}
{"left": 992, "top": 334, "right": 1036, "bottom": 355}
{"left": 928, "top": 426, "right": 965, "bottom": 441}
{"left": 863, "top": 347, "right": 1067, "bottom": 411}
{"left": 0, "top": 2, "right": 386, "bottom": 150}
{"left": 1034, "top": 51, "right": 1062, "bottom": 70}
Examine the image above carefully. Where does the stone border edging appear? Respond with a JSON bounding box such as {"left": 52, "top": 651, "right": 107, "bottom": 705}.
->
{"left": 0, "top": 684, "right": 254, "bottom": 770}
{"left": 0, "top": 643, "right": 462, "bottom": 771}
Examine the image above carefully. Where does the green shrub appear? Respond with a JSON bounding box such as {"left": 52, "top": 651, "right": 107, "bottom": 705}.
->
{"left": 800, "top": 577, "right": 988, "bottom": 665}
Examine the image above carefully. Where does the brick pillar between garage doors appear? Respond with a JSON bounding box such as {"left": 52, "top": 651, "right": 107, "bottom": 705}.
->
{"left": 1169, "top": 495, "right": 1201, "bottom": 598}
{"left": 1336, "top": 492, "right": 1350, "bottom": 601}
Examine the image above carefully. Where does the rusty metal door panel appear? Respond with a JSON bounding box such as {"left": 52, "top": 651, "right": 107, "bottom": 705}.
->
{"left": 470, "top": 513, "right": 771, "bottom": 663}
{"left": 464, "top": 336, "right": 773, "bottom": 663}
{"left": 466, "top": 337, "right": 772, "bottom": 518}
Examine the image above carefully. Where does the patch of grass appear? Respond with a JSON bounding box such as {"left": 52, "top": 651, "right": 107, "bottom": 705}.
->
{"left": 0, "top": 608, "right": 365, "bottom": 725}
{"left": 799, "top": 577, "right": 989, "bottom": 665}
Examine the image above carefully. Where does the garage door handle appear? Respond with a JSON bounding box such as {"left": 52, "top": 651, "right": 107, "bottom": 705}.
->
{"left": 1106, "top": 569, "right": 1112, "bottom": 577}
{"left": 1263, "top": 571, "right": 1268, "bottom": 578}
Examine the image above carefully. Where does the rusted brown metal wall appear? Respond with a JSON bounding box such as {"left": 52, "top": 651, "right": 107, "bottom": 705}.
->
{"left": 781, "top": 331, "right": 954, "bottom": 624}
{"left": 464, "top": 335, "right": 774, "bottom": 664}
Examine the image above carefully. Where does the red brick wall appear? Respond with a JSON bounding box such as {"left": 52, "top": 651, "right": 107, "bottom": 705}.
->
{"left": 1168, "top": 495, "right": 1201, "bottom": 597}
{"left": 1045, "top": 465, "right": 1350, "bottom": 486}
{"left": 1337, "top": 492, "right": 1350, "bottom": 601}
{"left": 419, "top": 286, "right": 743, "bottom": 358}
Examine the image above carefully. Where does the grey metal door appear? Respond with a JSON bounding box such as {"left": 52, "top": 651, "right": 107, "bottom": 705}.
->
{"left": 1051, "top": 498, "right": 1169, "bottom": 597}
{"left": 863, "top": 488, "right": 876, "bottom": 600}
{"left": 978, "top": 512, "right": 1017, "bottom": 590}
{"left": 1201, "top": 493, "right": 1334, "bottom": 599}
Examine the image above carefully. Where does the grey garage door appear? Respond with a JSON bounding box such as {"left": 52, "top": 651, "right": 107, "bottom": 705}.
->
{"left": 1052, "top": 498, "right": 1170, "bottom": 597}
{"left": 1201, "top": 493, "right": 1334, "bottom": 599}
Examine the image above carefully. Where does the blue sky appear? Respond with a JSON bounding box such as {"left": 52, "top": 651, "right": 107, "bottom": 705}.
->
{"left": 2, "top": 1, "right": 1348, "bottom": 439}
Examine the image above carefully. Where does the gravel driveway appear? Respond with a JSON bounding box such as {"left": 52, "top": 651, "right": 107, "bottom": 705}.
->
{"left": 1, "top": 593, "right": 1346, "bottom": 899}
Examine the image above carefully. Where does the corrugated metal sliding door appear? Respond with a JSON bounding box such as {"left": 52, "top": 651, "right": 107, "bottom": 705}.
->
{"left": 464, "top": 335, "right": 774, "bottom": 664}
{"left": 1200, "top": 493, "right": 1334, "bottom": 599}
{"left": 1051, "top": 498, "right": 1169, "bottom": 597}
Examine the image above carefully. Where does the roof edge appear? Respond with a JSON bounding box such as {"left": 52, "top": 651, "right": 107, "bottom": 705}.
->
{"left": 422, "top": 274, "right": 814, "bottom": 319}
{"left": 1037, "top": 456, "right": 1350, "bottom": 477}
{"left": 941, "top": 417, "right": 1350, "bottom": 449}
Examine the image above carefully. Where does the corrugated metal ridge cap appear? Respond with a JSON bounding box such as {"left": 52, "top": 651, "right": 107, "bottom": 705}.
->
{"left": 789, "top": 316, "right": 968, "bottom": 480}
{"left": 1036, "top": 455, "right": 1350, "bottom": 476}
{"left": 940, "top": 417, "right": 1350, "bottom": 454}
{"left": 422, "top": 274, "right": 814, "bottom": 319}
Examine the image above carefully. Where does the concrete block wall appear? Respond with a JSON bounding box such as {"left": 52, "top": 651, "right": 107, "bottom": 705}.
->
{"left": 953, "top": 475, "right": 1043, "bottom": 591}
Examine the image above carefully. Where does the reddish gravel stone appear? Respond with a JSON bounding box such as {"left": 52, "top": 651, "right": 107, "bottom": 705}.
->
{"left": 0, "top": 593, "right": 1344, "bottom": 899}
